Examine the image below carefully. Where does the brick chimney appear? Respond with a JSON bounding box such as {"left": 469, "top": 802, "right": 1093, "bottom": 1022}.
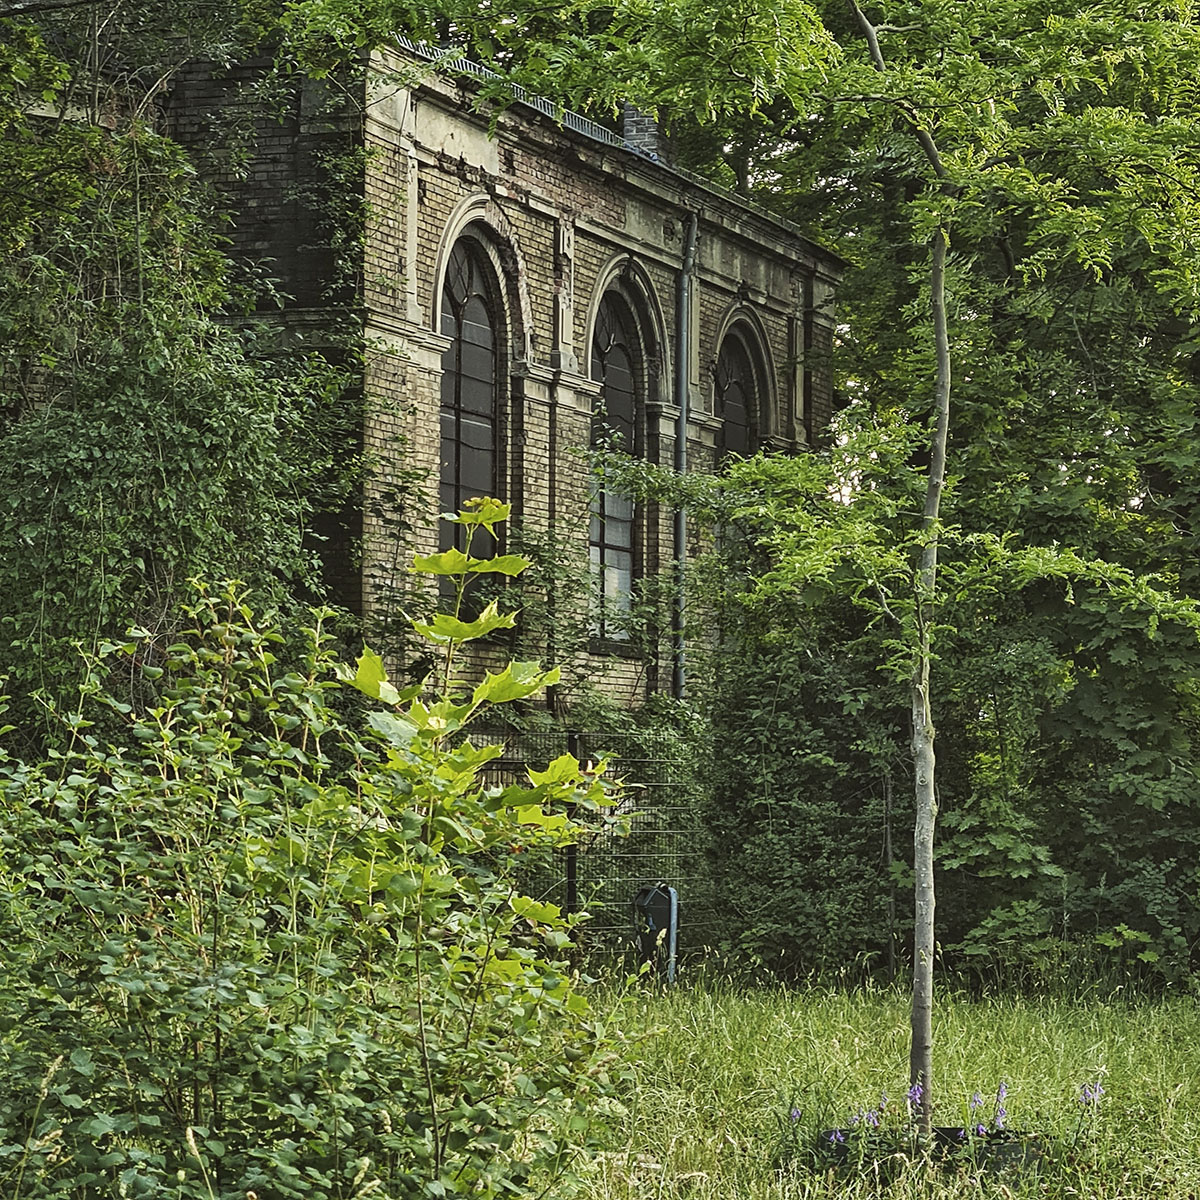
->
{"left": 622, "top": 104, "right": 670, "bottom": 164}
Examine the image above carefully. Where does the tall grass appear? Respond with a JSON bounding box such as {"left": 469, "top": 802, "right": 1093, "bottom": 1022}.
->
{"left": 582, "top": 981, "right": 1200, "bottom": 1198}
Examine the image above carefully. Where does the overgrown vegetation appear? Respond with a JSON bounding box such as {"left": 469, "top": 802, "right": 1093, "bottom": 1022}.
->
{"left": 0, "top": 17, "right": 360, "bottom": 748}
{"left": 0, "top": 504, "right": 627, "bottom": 1199}
{"left": 10, "top": 0, "right": 1200, "bottom": 1192}
{"left": 675, "top": 428, "right": 1200, "bottom": 987}
{"left": 580, "top": 982, "right": 1200, "bottom": 1199}
{"left": 575, "top": 0, "right": 1200, "bottom": 1008}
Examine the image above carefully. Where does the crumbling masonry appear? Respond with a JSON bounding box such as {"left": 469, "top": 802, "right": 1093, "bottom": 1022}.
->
{"left": 169, "top": 43, "right": 842, "bottom": 707}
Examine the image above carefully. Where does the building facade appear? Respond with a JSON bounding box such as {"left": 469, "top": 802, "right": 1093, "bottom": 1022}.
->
{"left": 170, "top": 42, "right": 842, "bottom": 707}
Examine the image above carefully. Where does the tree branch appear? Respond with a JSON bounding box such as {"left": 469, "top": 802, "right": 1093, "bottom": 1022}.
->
{"left": 846, "top": 0, "right": 951, "bottom": 185}
{"left": 1, "top": 0, "right": 104, "bottom": 18}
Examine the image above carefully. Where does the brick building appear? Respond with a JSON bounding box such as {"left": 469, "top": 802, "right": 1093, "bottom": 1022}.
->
{"left": 170, "top": 42, "right": 842, "bottom": 708}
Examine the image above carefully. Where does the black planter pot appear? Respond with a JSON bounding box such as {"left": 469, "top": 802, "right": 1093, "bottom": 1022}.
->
{"left": 932, "top": 1125, "right": 970, "bottom": 1148}
{"left": 937, "top": 1127, "right": 1050, "bottom": 1174}
{"left": 815, "top": 1129, "right": 851, "bottom": 1161}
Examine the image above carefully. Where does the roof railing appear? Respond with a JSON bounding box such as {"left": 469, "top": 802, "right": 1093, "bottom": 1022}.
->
{"left": 392, "top": 34, "right": 635, "bottom": 153}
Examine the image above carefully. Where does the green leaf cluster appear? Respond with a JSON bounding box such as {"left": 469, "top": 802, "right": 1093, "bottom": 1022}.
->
{"left": 0, "top": 27, "right": 359, "bottom": 751}
{"left": 0, "top": 510, "right": 626, "bottom": 1198}
{"left": 578, "top": 0, "right": 1200, "bottom": 985}
{"left": 675, "top": 405, "right": 1200, "bottom": 982}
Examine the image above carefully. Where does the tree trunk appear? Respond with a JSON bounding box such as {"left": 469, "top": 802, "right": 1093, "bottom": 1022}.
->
{"left": 909, "top": 227, "right": 951, "bottom": 1130}
{"left": 847, "top": 0, "right": 955, "bottom": 1130}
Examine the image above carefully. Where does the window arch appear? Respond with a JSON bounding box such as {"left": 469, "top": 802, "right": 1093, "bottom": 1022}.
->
{"left": 439, "top": 236, "right": 505, "bottom": 558}
{"left": 590, "top": 291, "right": 645, "bottom": 642}
{"left": 715, "top": 324, "right": 769, "bottom": 460}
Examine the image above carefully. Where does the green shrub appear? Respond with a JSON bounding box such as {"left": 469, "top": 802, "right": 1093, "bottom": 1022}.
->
{"left": 0, "top": 501, "right": 626, "bottom": 1199}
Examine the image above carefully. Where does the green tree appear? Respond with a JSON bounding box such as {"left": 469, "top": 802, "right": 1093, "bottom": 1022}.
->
{"left": 0, "top": 19, "right": 355, "bottom": 745}
{"left": 584, "top": 0, "right": 1200, "bottom": 1121}
{"left": 758, "top": 0, "right": 1200, "bottom": 1118}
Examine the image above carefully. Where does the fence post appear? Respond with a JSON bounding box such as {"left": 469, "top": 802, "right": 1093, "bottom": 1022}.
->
{"left": 566, "top": 730, "right": 580, "bottom": 916}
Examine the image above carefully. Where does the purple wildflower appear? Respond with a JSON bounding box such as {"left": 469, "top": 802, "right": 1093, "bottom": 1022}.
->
{"left": 906, "top": 1082, "right": 924, "bottom": 1106}
{"left": 969, "top": 1092, "right": 983, "bottom": 1111}
{"left": 789, "top": 1107, "right": 802, "bottom": 1124}
{"left": 879, "top": 1091, "right": 889, "bottom": 1109}
{"left": 975, "top": 1123, "right": 987, "bottom": 1137}
{"left": 865, "top": 1109, "right": 881, "bottom": 1129}
{"left": 1079, "top": 1081, "right": 1105, "bottom": 1106}
{"left": 997, "top": 1082, "right": 1008, "bottom": 1101}
{"left": 828, "top": 1129, "right": 846, "bottom": 1145}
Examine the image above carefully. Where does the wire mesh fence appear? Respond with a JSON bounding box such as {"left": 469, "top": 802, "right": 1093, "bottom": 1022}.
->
{"left": 474, "top": 725, "right": 716, "bottom": 957}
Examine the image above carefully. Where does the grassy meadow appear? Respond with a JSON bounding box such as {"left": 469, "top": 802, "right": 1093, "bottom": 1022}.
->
{"left": 579, "top": 982, "right": 1200, "bottom": 1199}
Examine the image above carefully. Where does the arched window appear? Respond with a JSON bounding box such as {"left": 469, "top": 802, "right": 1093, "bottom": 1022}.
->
{"left": 439, "top": 238, "right": 503, "bottom": 559}
{"left": 590, "top": 293, "right": 644, "bottom": 641}
{"left": 715, "top": 326, "right": 766, "bottom": 460}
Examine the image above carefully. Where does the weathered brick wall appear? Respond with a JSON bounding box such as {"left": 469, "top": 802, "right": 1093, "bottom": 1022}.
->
{"left": 172, "top": 46, "right": 841, "bottom": 706}
{"left": 167, "top": 60, "right": 362, "bottom": 311}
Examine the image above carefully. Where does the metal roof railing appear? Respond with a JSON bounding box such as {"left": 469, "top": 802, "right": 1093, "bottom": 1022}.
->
{"left": 393, "top": 35, "right": 628, "bottom": 151}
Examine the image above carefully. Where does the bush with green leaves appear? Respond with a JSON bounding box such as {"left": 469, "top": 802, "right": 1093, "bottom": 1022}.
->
{"left": 610, "top": 413, "right": 1200, "bottom": 986}
{"left": 0, "top": 26, "right": 360, "bottom": 751}
{"left": 0, "top": 500, "right": 626, "bottom": 1199}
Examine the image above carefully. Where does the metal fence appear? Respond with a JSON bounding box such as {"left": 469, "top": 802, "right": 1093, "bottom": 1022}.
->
{"left": 393, "top": 36, "right": 627, "bottom": 149}
{"left": 475, "top": 726, "right": 715, "bottom": 955}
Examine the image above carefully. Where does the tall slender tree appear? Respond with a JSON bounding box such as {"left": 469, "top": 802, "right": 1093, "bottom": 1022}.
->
{"left": 566, "top": 0, "right": 1200, "bottom": 1118}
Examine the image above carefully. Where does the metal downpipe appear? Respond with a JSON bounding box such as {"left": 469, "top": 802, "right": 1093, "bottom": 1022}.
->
{"left": 672, "top": 210, "right": 698, "bottom": 699}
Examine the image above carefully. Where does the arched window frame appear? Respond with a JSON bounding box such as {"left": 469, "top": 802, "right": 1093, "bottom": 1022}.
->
{"left": 714, "top": 317, "right": 773, "bottom": 461}
{"left": 589, "top": 287, "right": 651, "bottom": 643}
{"left": 438, "top": 232, "right": 508, "bottom": 566}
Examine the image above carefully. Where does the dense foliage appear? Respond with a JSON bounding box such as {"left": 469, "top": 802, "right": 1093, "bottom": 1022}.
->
{"left": 9, "top": 0, "right": 1200, "bottom": 1009}
{"left": 0, "top": 18, "right": 359, "bottom": 747}
{"left": 567, "top": 0, "right": 1200, "bottom": 988}
{"left": 0, "top": 505, "right": 625, "bottom": 1199}
{"left": 685, "top": 437, "right": 1200, "bottom": 983}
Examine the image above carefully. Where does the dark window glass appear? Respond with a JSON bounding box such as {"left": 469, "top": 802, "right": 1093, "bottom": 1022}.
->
{"left": 439, "top": 239, "right": 502, "bottom": 574}
{"left": 590, "top": 294, "right": 642, "bottom": 641}
{"left": 715, "top": 329, "right": 762, "bottom": 460}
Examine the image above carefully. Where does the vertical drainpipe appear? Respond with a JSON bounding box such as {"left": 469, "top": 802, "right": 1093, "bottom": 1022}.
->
{"left": 672, "top": 210, "right": 698, "bottom": 700}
